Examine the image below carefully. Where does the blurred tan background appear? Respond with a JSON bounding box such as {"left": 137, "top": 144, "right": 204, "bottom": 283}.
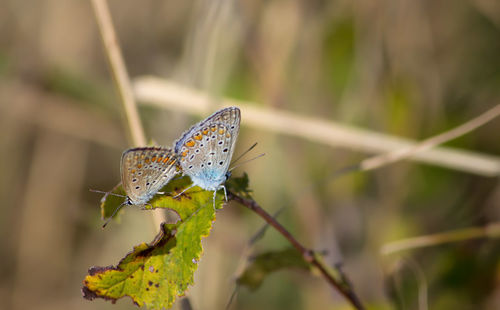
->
{"left": 1, "top": 0, "right": 500, "bottom": 309}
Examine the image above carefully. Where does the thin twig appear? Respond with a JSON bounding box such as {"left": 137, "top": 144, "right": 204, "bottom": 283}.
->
{"left": 133, "top": 76, "right": 500, "bottom": 177}
{"left": 381, "top": 222, "right": 500, "bottom": 255}
{"left": 90, "top": 0, "right": 165, "bottom": 227}
{"left": 229, "top": 192, "right": 365, "bottom": 310}
{"left": 358, "top": 104, "right": 500, "bottom": 172}
{"left": 226, "top": 208, "right": 284, "bottom": 310}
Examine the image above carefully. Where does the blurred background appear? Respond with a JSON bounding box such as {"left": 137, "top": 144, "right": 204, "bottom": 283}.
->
{"left": 1, "top": 0, "right": 500, "bottom": 309}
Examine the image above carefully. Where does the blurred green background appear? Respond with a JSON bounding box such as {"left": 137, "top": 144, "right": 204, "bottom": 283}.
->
{"left": 1, "top": 1, "right": 500, "bottom": 309}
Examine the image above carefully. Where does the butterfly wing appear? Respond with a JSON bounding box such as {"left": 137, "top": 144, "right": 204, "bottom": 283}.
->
{"left": 120, "top": 147, "right": 178, "bottom": 205}
{"left": 175, "top": 107, "right": 240, "bottom": 190}
{"left": 174, "top": 106, "right": 240, "bottom": 153}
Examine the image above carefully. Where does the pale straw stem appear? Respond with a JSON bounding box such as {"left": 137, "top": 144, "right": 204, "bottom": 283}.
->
{"left": 133, "top": 76, "right": 500, "bottom": 177}
{"left": 90, "top": 0, "right": 165, "bottom": 228}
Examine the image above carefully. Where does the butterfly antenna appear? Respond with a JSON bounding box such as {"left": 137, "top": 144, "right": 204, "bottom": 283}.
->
{"left": 229, "top": 153, "right": 265, "bottom": 172}
{"left": 102, "top": 201, "right": 128, "bottom": 229}
{"left": 231, "top": 142, "right": 258, "bottom": 166}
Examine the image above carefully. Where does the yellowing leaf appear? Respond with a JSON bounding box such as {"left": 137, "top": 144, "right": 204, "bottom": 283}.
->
{"left": 83, "top": 177, "right": 221, "bottom": 309}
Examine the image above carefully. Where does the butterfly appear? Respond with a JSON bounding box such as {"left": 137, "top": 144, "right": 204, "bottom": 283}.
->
{"left": 98, "top": 147, "right": 179, "bottom": 227}
{"left": 173, "top": 106, "right": 240, "bottom": 208}
{"left": 121, "top": 147, "right": 179, "bottom": 205}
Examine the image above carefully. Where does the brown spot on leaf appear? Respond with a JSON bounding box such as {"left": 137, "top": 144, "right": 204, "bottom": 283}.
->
{"left": 148, "top": 281, "right": 153, "bottom": 286}
{"left": 88, "top": 265, "right": 113, "bottom": 276}
{"left": 82, "top": 286, "right": 98, "bottom": 300}
{"left": 155, "top": 283, "right": 159, "bottom": 288}
{"left": 82, "top": 285, "right": 117, "bottom": 304}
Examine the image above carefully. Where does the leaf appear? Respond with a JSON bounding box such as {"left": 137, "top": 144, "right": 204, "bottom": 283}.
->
{"left": 99, "top": 184, "right": 127, "bottom": 220}
{"left": 84, "top": 177, "right": 221, "bottom": 309}
{"left": 226, "top": 172, "right": 253, "bottom": 199}
{"left": 237, "top": 248, "right": 311, "bottom": 291}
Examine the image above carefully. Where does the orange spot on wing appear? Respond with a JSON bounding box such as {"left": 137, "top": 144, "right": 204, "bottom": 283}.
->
{"left": 185, "top": 140, "right": 195, "bottom": 147}
{"left": 194, "top": 134, "right": 202, "bottom": 140}
{"left": 156, "top": 157, "right": 163, "bottom": 163}
{"left": 210, "top": 126, "right": 216, "bottom": 132}
{"left": 182, "top": 151, "right": 188, "bottom": 157}
{"left": 151, "top": 156, "right": 157, "bottom": 162}
{"left": 218, "top": 128, "right": 225, "bottom": 134}
{"left": 137, "top": 164, "right": 143, "bottom": 169}
{"left": 145, "top": 158, "right": 150, "bottom": 164}
{"left": 131, "top": 169, "right": 136, "bottom": 174}
{"left": 162, "top": 157, "right": 170, "bottom": 163}
{"left": 202, "top": 129, "right": 209, "bottom": 135}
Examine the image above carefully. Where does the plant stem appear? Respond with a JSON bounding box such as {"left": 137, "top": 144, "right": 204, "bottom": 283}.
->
{"left": 358, "top": 104, "right": 500, "bottom": 173}
{"left": 229, "top": 192, "right": 365, "bottom": 310}
{"left": 381, "top": 222, "right": 500, "bottom": 255}
{"left": 90, "top": 0, "right": 165, "bottom": 228}
{"left": 90, "top": 0, "right": 146, "bottom": 146}
{"left": 133, "top": 76, "right": 500, "bottom": 177}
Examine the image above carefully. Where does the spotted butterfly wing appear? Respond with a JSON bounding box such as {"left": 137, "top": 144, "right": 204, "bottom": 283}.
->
{"left": 174, "top": 107, "right": 240, "bottom": 191}
{"left": 121, "top": 147, "right": 178, "bottom": 205}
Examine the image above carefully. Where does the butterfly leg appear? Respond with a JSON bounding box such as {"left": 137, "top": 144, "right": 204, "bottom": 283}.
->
{"left": 212, "top": 190, "right": 217, "bottom": 210}
{"left": 102, "top": 200, "right": 130, "bottom": 229}
{"left": 222, "top": 185, "right": 228, "bottom": 202}
{"left": 212, "top": 185, "right": 227, "bottom": 210}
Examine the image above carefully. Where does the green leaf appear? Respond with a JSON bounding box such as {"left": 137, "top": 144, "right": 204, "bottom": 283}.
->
{"left": 99, "top": 184, "right": 127, "bottom": 220}
{"left": 237, "top": 248, "right": 311, "bottom": 291}
{"left": 84, "top": 177, "right": 221, "bottom": 309}
{"left": 226, "top": 172, "right": 253, "bottom": 199}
